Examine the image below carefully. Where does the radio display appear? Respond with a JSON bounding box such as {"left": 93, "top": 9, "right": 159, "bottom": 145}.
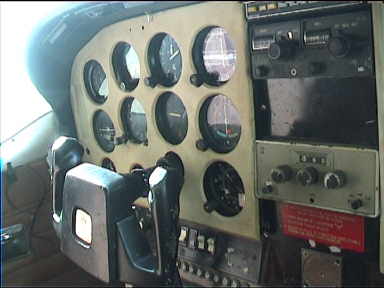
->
{"left": 263, "top": 77, "right": 378, "bottom": 147}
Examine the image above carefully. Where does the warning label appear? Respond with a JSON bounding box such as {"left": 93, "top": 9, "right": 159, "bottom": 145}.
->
{"left": 280, "top": 203, "right": 365, "bottom": 253}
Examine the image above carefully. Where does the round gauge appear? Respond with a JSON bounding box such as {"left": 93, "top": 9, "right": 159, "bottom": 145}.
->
{"left": 112, "top": 42, "right": 140, "bottom": 91}
{"left": 146, "top": 33, "right": 182, "bottom": 87}
{"left": 155, "top": 92, "right": 188, "bottom": 145}
{"left": 192, "top": 26, "right": 237, "bottom": 86}
{"left": 203, "top": 161, "right": 245, "bottom": 217}
{"left": 199, "top": 94, "right": 241, "bottom": 153}
{"left": 93, "top": 110, "right": 115, "bottom": 152}
{"left": 121, "top": 97, "right": 147, "bottom": 144}
{"left": 84, "top": 60, "right": 109, "bottom": 104}
{"left": 101, "top": 158, "right": 116, "bottom": 172}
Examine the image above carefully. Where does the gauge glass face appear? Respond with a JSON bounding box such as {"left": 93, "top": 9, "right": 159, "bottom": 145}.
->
{"left": 101, "top": 158, "right": 116, "bottom": 172}
{"left": 112, "top": 42, "right": 140, "bottom": 91}
{"left": 203, "top": 161, "right": 245, "bottom": 217}
{"left": 148, "top": 33, "right": 182, "bottom": 86}
{"left": 202, "top": 95, "right": 241, "bottom": 152}
{"left": 121, "top": 97, "right": 147, "bottom": 144}
{"left": 93, "top": 110, "right": 115, "bottom": 152}
{"left": 84, "top": 60, "right": 109, "bottom": 103}
{"left": 203, "top": 27, "right": 237, "bottom": 83}
{"left": 156, "top": 92, "right": 188, "bottom": 145}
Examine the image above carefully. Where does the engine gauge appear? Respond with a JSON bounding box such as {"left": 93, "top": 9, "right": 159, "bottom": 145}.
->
{"left": 84, "top": 60, "right": 109, "bottom": 104}
{"left": 101, "top": 158, "right": 116, "bottom": 172}
{"left": 155, "top": 92, "right": 188, "bottom": 145}
{"left": 146, "top": 33, "right": 182, "bottom": 87}
{"left": 112, "top": 42, "right": 140, "bottom": 91}
{"left": 192, "top": 26, "right": 237, "bottom": 87}
{"left": 93, "top": 110, "right": 115, "bottom": 152}
{"left": 203, "top": 161, "right": 245, "bottom": 217}
{"left": 121, "top": 97, "right": 147, "bottom": 145}
{"left": 199, "top": 94, "right": 241, "bottom": 153}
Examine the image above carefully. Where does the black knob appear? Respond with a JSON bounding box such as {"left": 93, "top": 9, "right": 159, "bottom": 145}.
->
{"left": 268, "top": 41, "right": 294, "bottom": 60}
{"left": 144, "top": 76, "right": 157, "bottom": 88}
{"left": 324, "top": 171, "right": 346, "bottom": 189}
{"left": 196, "top": 139, "right": 209, "bottom": 151}
{"left": 262, "top": 184, "right": 273, "bottom": 194}
{"left": 204, "top": 200, "right": 219, "bottom": 213}
{"left": 308, "top": 62, "right": 325, "bottom": 75}
{"left": 270, "top": 165, "right": 293, "bottom": 184}
{"left": 351, "top": 199, "right": 363, "bottom": 210}
{"left": 254, "top": 65, "right": 269, "bottom": 77}
{"left": 328, "top": 36, "right": 350, "bottom": 58}
{"left": 190, "top": 74, "right": 203, "bottom": 87}
{"left": 296, "top": 167, "right": 319, "bottom": 186}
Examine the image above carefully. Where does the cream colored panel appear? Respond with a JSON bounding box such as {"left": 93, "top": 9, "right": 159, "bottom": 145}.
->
{"left": 70, "top": 2, "right": 259, "bottom": 240}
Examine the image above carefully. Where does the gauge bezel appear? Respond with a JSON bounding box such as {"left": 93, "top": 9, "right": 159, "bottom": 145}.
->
{"left": 192, "top": 26, "right": 237, "bottom": 87}
{"left": 147, "top": 32, "right": 182, "bottom": 87}
{"left": 203, "top": 161, "right": 245, "bottom": 217}
{"left": 155, "top": 92, "right": 188, "bottom": 145}
{"left": 199, "top": 95, "right": 241, "bottom": 153}
{"left": 84, "top": 60, "right": 108, "bottom": 104}
{"left": 112, "top": 42, "right": 140, "bottom": 92}
{"left": 92, "top": 109, "right": 115, "bottom": 153}
{"left": 120, "top": 97, "right": 148, "bottom": 145}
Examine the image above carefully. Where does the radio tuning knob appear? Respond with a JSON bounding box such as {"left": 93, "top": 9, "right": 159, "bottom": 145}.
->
{"left": 328, "top": 36, "right": 350, "bottom": 58}
{"left": 324, "top": 171, "right": 346, "bottom": 189}
{"left": 350, "top": 199, "right": 363, "bottom": 210}
{"left": 296, "top": 167, "right": 319, "bottom": 186}
{"left": 268, "top": 41, "right": 294, "bottom": 60}
{"left": 270, "top": 165, "right": 293, "bottom": 184}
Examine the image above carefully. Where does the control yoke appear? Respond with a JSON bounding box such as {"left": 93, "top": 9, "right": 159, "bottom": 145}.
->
{"left": 48, "top": 137, "right": 184, "bottom": 287}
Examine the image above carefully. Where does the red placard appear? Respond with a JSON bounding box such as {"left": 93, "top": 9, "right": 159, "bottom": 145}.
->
{"left": 280, "top": 203, "right": 365, "bottom": 253}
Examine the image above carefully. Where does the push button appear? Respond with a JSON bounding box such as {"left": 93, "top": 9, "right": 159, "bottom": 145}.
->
{"left": 179, "top": 226, "right": 188, "bottom": 245}
{"left": 207, "top": 237, "right": 216, "bottom": 255}
{"left": 188, "top": 229, "right": 198, "bottom": 249}
{"left": 197, "top": 234, "right": 205, "bottom": 250}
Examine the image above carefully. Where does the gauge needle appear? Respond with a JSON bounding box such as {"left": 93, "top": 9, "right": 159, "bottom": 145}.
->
{"left": 224, "top": 99, "right": 228, "bottom": 134}
{"left": 168, "top": 112, "right": 181, "bottom": 118}
{"left": 169, "top": 49, "right": 179, "bottom": 60}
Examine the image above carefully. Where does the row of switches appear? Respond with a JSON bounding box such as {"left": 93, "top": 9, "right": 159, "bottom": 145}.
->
{"left": 179, "top": 226, "right": 216, "bottom": 254}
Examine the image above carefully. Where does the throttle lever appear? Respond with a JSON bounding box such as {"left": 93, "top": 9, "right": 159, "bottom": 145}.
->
{"left": 148, "top": 153, "right": 183, "bottom": 286}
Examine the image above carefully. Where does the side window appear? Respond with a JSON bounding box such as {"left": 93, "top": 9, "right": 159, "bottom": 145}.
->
{"left": 0, "top": 2, "right": 65, "bottom": 142}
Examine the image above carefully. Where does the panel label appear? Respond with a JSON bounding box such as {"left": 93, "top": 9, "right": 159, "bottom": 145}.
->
{"left": 280, "top": 203, "right": 365, "bottom": 253}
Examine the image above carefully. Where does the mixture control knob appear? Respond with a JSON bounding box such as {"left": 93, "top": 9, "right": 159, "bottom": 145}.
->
{"left": 270, "top": 165, "right": 293, "bottom": 184}
{"left": 188, "top": 264, "right": 196, "bottom": 274}
{"left": 222, "top": 277, "right": 230, "bottom": 286}
{"left": 196, "top": 268, "right": 204, "bottom": 277}
{"left": 231, "top": 280, "right": 240, "bottom": 288}
{"left": 213, "top": 274, "right": 221, "bottom": 284}
{"left": 205, "top": 271, "right": 213, "bottom": 280}
{"left": 328, "top": 36, "right": 350, "bottom": 58}
{"left": 351, "top": 199, "right": 363, "bottom": 210}
{"left": 268, "top": 41, "right": 295, "bottom": 60}
{"left": 296, "top": 167, "right": 319, "bottom": 186}
{"left": 324, "top": 170, "right": 346, "bottom": 189}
